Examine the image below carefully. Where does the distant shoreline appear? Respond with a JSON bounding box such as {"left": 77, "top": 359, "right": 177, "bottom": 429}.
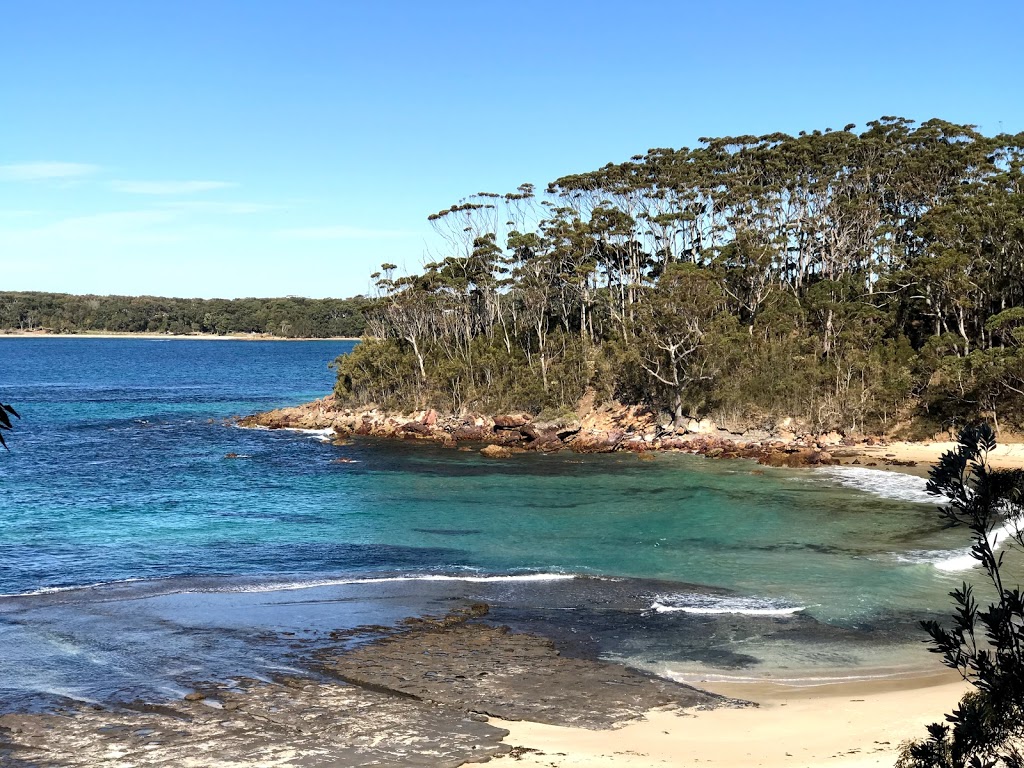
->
{"left": 0, "top": 330, "right": 360, "bottom": 342}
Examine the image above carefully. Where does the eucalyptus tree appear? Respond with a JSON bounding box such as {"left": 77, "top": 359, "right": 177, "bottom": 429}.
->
{"left": 507, "top": 228, "right": 558, "bottom": 391}
{"left": 332, "top": 117, "right": 1024, "bottom": 434}
{"left": 367, "top": 264, "right": 435, "bottom": 383}
{"left": 634, "top": 264, "right": 733, "bottom": 425}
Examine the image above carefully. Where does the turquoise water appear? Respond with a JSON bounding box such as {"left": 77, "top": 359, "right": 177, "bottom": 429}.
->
{"left": 0, "top": 338, "right": 975, "bottom": 706}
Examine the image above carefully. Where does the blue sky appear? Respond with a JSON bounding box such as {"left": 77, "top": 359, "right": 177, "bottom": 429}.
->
{"left": 2, "top": 0, "right": 1022, "bottom": 299}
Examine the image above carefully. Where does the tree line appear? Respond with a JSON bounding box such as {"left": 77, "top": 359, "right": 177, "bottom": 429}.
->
{"left": 335, "top": 116, "right": 1024, "bottom": 436}
{"left": 0, "top": 291, "right": 369, "bottom": 338}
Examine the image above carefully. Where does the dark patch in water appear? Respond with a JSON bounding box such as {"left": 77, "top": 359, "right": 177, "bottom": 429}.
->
{"left": 685, "top": 648, "right": 761, "bottom": 669}
{"left": 519, "top": 501, "right": 585, "bottom": 509}
{"left": 207, "top": 509, "right": 327, "bottom": 524}
{"left": 411, "top": 528, "right": 483, "bottom": 536}
{"left": 342, "top": 437, "right": 658, "bottom": 480}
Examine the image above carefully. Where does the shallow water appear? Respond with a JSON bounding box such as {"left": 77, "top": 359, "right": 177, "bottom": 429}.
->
{"left": 0, "top": 338, "right": 980, "bottom": 708}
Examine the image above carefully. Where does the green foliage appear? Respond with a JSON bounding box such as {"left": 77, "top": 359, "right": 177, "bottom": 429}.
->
{"left": 333, "top": 333, "right": 588, "bottom": 414}
{"left": 0, "top": 292, "right": 369, "bottom": 338}
{"left": 332, "top": 117, "right": 1024, "bottom": 431}
{"left": 897, "top": 424, "right": 1024, "bottom": 768}
{"left": 333, "top": 338, "right": 422, "bottom": 407}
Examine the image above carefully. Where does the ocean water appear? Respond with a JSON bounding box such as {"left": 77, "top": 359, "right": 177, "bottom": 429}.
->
{"left": 0, "top": 338, "right": 981, "bottom": 709}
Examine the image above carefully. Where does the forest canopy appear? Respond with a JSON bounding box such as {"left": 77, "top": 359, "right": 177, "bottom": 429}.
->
{"left": 334, "top": 117, "right": 1024, "bottom": 437}
{"left": 0, "top": 292, "right": 369, "bottom": 339}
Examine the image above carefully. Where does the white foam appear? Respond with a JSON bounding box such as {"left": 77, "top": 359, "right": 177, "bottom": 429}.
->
{"left": 907, "top": 515, "right": 1024, "bottom": 572}
{"left": 279, "top": 427, "right": 335, "bottom": 442}
{"left": 649, "top": 592, "right": 806, "bottom": 616}
{"left": 197, "top": 572, "right": 579, "bottom": 594}
{"left": 933, "top": 553, "right": 978, "bottom": 572}
{"left": 1, "top": 573, "right": 579, "bottom": 600}
{"left": 662, "top": 667, "right": 922, "bottom": 688}
{"left": 0, "top": 578, "right": 148, "bottom": 599}
{"left": 817, "top": 466, "right": 937, "bottom": 504}
{"left": 236, "top": 424, "right": 335, "bottom": 442}
{"left": 895, "top": 548, "right": 971, "bottom": 569}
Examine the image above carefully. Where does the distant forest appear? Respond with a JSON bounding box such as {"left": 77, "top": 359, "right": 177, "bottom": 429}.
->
{"left": 334, "top": 117, "right": 1024, "bottom": 437}
{"left": 0, "top": 292, "right": 368, "bottom": 338}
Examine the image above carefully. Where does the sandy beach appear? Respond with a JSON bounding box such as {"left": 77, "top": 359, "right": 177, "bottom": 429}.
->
{"left": 494, "top": 672, "right": 967, "bottom": 768}
{"left": 840, "top": 440, "right": 1024, "bottom": 471}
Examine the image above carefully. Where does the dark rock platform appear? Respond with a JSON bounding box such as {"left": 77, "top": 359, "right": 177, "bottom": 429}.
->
{"left": 0, "top": 607, "right": 733, "bottom": 767}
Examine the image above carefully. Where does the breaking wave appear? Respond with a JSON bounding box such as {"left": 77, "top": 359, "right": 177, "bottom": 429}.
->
{"left": 649, "top": 592, "right": 806, "bottom": 616}
{"left": 817, "top": 466, "right": 937, "bottom": 504}
{"left": 899, "top": 515, "right": 1024, "bottom": 572}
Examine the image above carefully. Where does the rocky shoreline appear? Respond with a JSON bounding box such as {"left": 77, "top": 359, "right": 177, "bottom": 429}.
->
{"left": 0, "top": 607, "right": 734, "bottom": 767}
{"left": 238, "top": 396, "right": 913, "bottom": 469}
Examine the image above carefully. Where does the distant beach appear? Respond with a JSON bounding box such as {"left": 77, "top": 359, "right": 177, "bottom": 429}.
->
{"left": 1, "top": 329, "right": 359, "bottom": 341}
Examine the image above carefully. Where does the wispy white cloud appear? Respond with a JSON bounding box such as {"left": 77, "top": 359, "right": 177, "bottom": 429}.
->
{"left": 277, "top": 225, "right": 414, "bottom": 240}
{"left": 158, "top": 200, "right": 278, "bottom": 215}
{"left": 51, "top": 210, "right": 176, "bottom": 231}
{"left": 0, "top": 162, "right": 100, "bottom": 181}
{"left": 111, "top": 179, "right": 237, "bottom": 195}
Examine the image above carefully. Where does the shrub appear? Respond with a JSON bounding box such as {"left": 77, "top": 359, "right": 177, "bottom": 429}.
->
{"left": 897, "top": 424, "right": 1024, "bottom": 768}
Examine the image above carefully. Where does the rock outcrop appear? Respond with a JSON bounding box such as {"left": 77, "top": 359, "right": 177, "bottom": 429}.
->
{"left": 238, "top": 396, "right": 874, "bottom": 467}
{"left": 480, "top": 444, "right": 523, "bottom": 459}
{"left": 0, "top": 609, "right": 733, "bottom": 767}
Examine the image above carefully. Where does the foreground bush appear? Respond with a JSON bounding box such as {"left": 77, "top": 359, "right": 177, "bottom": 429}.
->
{"left": 898, "top": 424, "right": 1024, "bottom": 768}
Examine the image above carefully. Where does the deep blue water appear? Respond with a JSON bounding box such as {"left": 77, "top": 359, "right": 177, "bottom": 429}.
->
{"left": 0, "top": 338, "right": 972, "bottom": 707}
{"left": 1, "top": 338, "right": 358, "bottom": 594}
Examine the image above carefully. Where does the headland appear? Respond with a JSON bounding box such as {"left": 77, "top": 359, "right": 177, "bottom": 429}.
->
{"left": 240, "top": 394, "right": 1024, "bottom": 471}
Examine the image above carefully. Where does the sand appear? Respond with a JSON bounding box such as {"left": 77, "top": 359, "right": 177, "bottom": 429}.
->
{"left": 845, "top": 440, "right": 1024, "bottom": 471}
{"left": 492, "top": 672, "right": 968, "bottom": 767}
{"left": 0, "top": 330, "right": 358, "bottom": 341}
